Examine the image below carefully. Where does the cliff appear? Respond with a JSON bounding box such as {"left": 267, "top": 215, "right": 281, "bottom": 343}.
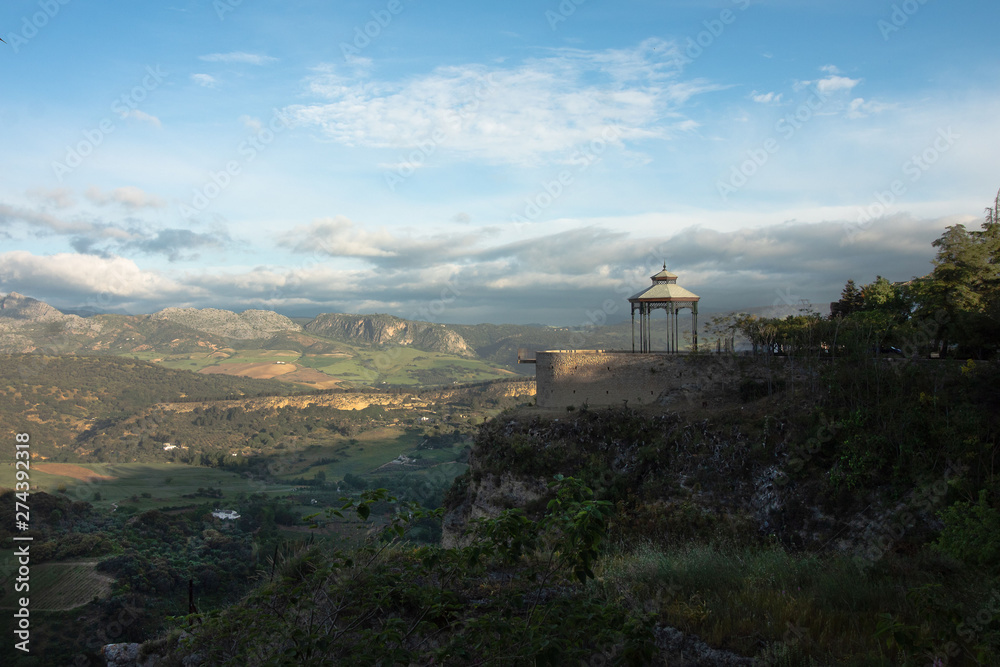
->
{"left": 442, "top": 401, "right": 947, "bottom": 563}
{"left": 305, "top": 313, "right": 475, "bottom": 357}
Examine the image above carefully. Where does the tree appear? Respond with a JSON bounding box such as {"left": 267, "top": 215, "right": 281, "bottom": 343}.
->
{"left": 860, "top": 276, "right": 910, "bottom": 322}
{"left": 914, "top": 214, "right": 1000, "bottom": 356}
{"left": 831, "top": 280, "right": 864, "bottom": 318}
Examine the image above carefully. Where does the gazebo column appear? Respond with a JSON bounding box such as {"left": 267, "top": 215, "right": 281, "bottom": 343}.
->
{"left": 692, "top": 302, "right": 698, "bottom": 352}
{"left": 631, "top": 304, "right": 635, "bottom": 352}
{"left": 669, "top": 304, "right": 675, "bottom": 353}
{"left": 663, "top": 306, "right": 670, "bottom": 352}
{"left": 674, "top": 305, "right": 680, "bottom": 353}
{"left": 648, "top": 304, "right": 653, "bottom": 353}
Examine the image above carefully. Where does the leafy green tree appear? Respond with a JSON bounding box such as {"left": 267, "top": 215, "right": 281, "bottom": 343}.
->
{"left": 860, "top": 276, "right": 910, "bottom": 322}
{"left": 914, "top": 217, "right": 1000, "bottom": 356}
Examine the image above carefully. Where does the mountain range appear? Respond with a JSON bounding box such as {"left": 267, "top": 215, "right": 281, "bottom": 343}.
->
{"left": 0, "top": 292, "right": 638, "bottom": 388}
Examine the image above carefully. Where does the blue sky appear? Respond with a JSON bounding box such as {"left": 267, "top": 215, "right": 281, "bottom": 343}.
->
{"left": 1, "top": 0, "right": 998, "bottom": 325}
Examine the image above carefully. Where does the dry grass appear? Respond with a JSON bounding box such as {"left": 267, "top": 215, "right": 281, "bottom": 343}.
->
{"left": 32, "top": 463, "right": 115, "bottom": 481}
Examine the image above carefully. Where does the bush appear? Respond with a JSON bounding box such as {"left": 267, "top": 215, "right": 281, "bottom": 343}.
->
{"left": 935, "top": 490, "right": 1000, "bottom": 570}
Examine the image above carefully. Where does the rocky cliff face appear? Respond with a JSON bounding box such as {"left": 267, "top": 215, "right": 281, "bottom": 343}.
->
{"left": 151, "top": 308, "right": 301, "bottom": 340}
{"left": 443, "top": 404, "right": 941, "bottom": 564}
{"left": 154, "top": 380, "right": 535, "bottom": 415}
{"left": 305, "top": 313, "right": 475, "bottom": 357}
{"left": 0, "top": 293, "right": 102, "bottom": 354}
{"left": 0, "top": 292, "right": 78, "bottom": 323}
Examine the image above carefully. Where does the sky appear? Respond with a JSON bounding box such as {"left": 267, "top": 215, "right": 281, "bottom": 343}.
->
{"left": 1, "top": 0, "right": 998, "bottom": 326}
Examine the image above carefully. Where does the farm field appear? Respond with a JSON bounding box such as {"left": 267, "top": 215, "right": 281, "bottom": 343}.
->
{"left": 0, "top": 557, "right": 112, "bottom": 611}
{"left": 0, "top": 462, "right": 299, "bottom": 512}
{"left": 129, "top": 342, "right": 515, "bottom": 389}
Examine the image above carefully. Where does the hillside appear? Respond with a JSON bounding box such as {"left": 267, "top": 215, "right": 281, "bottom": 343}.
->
{"left": 0, "top": 352, "right": 534, "bottom": 463}
{"left": 0, "top": 354, "right": 294, "bottom": 462}
{"left": 106, "top": 352, "right": 999, "bottom": 666}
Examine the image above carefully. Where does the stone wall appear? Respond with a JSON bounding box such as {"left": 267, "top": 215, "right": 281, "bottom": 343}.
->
{"left": 534, "top": 350, "right": 749, "bottom": 408}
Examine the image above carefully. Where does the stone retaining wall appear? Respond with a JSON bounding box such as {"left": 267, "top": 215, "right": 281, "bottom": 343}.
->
{"left": 534, "top": 350, "right": 751, "bottom": 408}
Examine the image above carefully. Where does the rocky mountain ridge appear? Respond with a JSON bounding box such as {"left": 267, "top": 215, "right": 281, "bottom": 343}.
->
{"left": 151, "top": 307, "right": 302, "bottom": 340}
{"left": 0, "top": 293, "right": 634, "bottom": 364}
{"left": 1, "top": 292, "right": 83, "bottom": 324}
{"left": 305, "top": 312, "right": 475, "bottom": 357}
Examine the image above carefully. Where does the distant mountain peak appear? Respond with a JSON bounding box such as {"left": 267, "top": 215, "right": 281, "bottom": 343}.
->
{"left": 151, "top": 306, "right": 302, "bottom": 340}
{"left": 305, "top": 313, "right": 475, "bottom": 357}
{"left": 0, "top": 292, "right": 69, "bottom": 322}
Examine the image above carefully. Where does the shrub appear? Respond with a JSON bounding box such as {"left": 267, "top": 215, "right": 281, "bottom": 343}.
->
{"left": 935, "top": 490, "right": 1000, "bottom": 570}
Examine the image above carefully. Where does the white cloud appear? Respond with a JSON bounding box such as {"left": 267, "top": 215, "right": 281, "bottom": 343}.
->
{"left": 846, "top": 97, "right": 893, "bottom": 119}
{"left": 751, "top": 91, "right": 782, "bottom": 104}
{"left": 0, "top": 252, "right": 190, "bottom": 301}
{"left": 239, "top": 115, "right": 263, "bottom": 132}
{"left": 815, "top": 75, "right": 860, "bottom": 95}
{"left": 191, "top": 73, "right": 217, "bottom": 88}
{"left": 277, "top": 216, "right": 481, "bottom": 265}
{"left": 199, "top": 52, "right": 278, "bottom": 65}
{"left": 820, "top": 64, "right": 842, "bottom": 75}
{"left": 286, "top": 38, "right": 718, "bottom": 166}
{"left": 125, "top": 110, "right": 162, "bottom": 128}
{"left": 0, "top": 211, "right": 957, "bottom": 324}
{"left": 280, "top": 216, "right": 397, "bottom": 258}
{"left": 85, "top": 186, "right": 166, "bottom": 210}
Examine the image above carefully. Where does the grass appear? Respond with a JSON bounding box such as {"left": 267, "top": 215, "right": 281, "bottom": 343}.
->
{"left": 0, "top": 463, "right": 298, "bottom": 511}
{"left": 598, "top": 542, "right": 906, "bottom": 665}
{"left": 271, "top": 428, "right": 430, "bottom": 481}
{"left": 0, "top": 558, "right": 112, "bottom": 611}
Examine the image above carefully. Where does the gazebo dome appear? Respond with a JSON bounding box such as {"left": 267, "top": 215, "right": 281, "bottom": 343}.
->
{"left": 650, "top": 266, "right": 678, "bottom": 283}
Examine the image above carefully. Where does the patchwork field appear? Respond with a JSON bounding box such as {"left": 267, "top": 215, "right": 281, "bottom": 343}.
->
{"left": 199, "top": 361, "right": 299, "bottom": 380}
{"left": 129, "top": 340, "right": 515, "bottom": 389}
{"left": 31, "top": 463, "right": 115, "bottom": 482}
{"left": 0, "top": 559, "right": 112, "bottom": 611}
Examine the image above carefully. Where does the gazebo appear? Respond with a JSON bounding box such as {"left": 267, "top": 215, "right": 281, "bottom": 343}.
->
{"left": 629, "top": 265, "right": 700, "bottom": 353}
